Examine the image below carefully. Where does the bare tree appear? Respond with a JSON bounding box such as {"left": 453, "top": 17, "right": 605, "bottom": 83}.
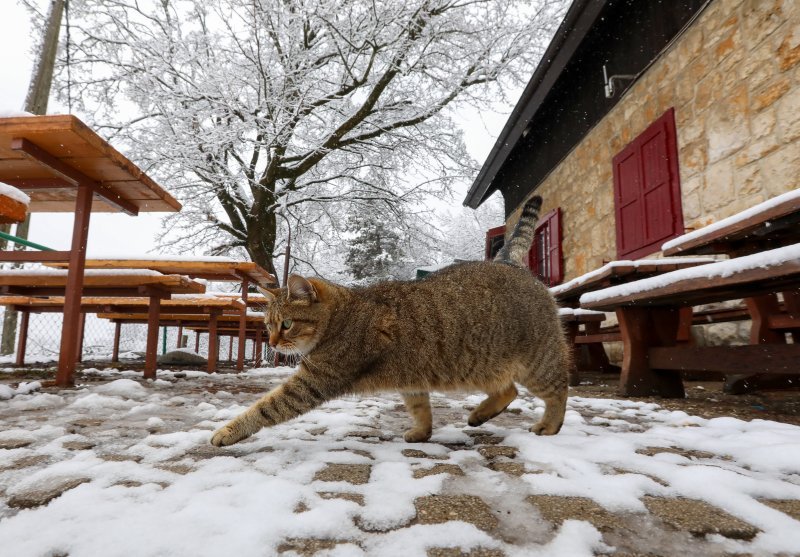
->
{"left": 48, "top": 0, "right": 564, "bottom": 280}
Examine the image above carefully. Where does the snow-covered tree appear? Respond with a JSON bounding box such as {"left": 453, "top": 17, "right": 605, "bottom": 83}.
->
{"left": 345, "top": 205, "right": 404, "bottom": 282}
{"left": 36, "top": 0, "right": 565, "bottom": 281}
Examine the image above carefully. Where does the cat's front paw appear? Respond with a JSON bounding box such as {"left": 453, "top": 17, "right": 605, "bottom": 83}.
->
{"left": 210, "top": 424, "right": 249, "bottom": 447}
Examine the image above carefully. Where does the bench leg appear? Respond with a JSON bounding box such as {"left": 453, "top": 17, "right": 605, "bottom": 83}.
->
{"left": 726, "top": 293, "right": 787, "bottom": 394}
{"left": 617, "top": 307, "right": 685, "bottom": 398}
{"left": 563, "top": 321, "right": 580, "bottom": 386}
{"left": 583, "top": 321, "right": 619, "bottom": 373}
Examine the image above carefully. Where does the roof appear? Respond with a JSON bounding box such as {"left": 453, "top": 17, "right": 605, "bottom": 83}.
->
{"left": 0, "top": 114, "right": 181, "bottom": 214}
{"left": 463, "top": 0, "right": 604, "bottom": 208}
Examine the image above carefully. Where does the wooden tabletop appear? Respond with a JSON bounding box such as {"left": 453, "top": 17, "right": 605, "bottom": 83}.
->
{"left": 48, "top": 258, "right": 276, "bottom": 287}
{"left": 662, "top": 189, "right": 800, "bottom": 257}
{"left": 0, "top": 295, "right": 243, "bottom": 312}
{"left": 551, "top": 258, "right": 714, "bottom": 306}
{"left": 0, "top": 115, "right": 181, "bottom": 213}
{"left": 0, "top": 270, "right": 204, "bottom": 295}
{"left": 98, "top": 312, "right": 265, "bottom": 323}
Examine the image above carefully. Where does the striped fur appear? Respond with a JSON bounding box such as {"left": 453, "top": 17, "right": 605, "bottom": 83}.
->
{"left": 494, "top": 195, "right": 543, "bottom": 267}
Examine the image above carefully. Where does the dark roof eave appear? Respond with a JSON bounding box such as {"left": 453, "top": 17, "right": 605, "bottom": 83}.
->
{"left": 463, "top": 0, "right": 607, "bottom": 209}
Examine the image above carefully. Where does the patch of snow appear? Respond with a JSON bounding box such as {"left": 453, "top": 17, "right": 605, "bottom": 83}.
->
{"left": 550, "top": 258, "right": 715, "bottom": 297}
{"left": 663, "top": 188, "right": 800, "bottom": 252}
{"left": 0, "top": 109, "right": 34, "bottom": 117}
{"left": 0, "top": 183, "right": 31, "bottom": 206}
{"left": 580, "top": 243, "right": 800, "bottom": 305}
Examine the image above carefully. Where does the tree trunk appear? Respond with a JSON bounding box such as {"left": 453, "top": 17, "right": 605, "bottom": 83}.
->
{"left": 1, "top": 0, "right": 65, "bottom": 355}
{"left": 245, "top": 208, "right": 279, "bottom": 285}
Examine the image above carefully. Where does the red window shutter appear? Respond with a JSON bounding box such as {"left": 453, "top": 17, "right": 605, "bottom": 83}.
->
{"left": 485, "top": 225, "right": 506, "bottom": 260}
{"left": 527, "top": 208, "right": 563, "bottom": 286}
{"left": 613, "top": 108, "right": 684, "bottom": 259}
{"left": 548, "top": 208, "right": 563, "bottom": 285}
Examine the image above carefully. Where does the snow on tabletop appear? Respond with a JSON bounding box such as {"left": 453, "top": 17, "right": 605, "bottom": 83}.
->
{"left": 557, "top": 307, "right": 606, "bottom": 317}
{"left": 0, "top": 109, "right": 34, "bottom": 118}
{"left": 0, "top": 183, "right": 31, "bottom": 206}
{"left": 580, "top": 243, "right": 800, "bottom": 305}
{"left": 550, "top": 258, "right": 715, "bottom": 296}
{"left": 663, "top": 188, "right": 800, "bottom": 252}
{"left": 1, "top": 368, "right": 800, "bottom": 556}
{"left": 84, "top": 254, "right": 242, "bottom": 263}
{"left": 0, "top": 269, "right": 164, "bottom": 277}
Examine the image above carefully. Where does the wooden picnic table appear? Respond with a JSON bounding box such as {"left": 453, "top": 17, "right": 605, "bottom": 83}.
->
{"left": 0, "top": 114, "right": 181, "bottom": 386}
{"left": 0, "top": 270, "right": 204, "bottom": 378}
{"left": 661, "top": 189, "right": 800, "bottom": 392}
{"left": 48, "top": 258, "right": 276, "bottom": 372}
{"left": 0, "top": 294, "right": 242, "bottom": 373}
{"left": 99, "top": 311, "right": 267, "bottom": 371}
{"left": 551, "top": 258, "right": 715, "bottom": 307}
{"left": 582, "top": 244, "right": 800, "bottom": 396}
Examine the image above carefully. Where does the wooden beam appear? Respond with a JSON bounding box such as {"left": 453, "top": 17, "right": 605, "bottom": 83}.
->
{"left": 112, "top": 322, "right": 121, "bottom": 362}
{"left": 573, "top": 332, "right": 622, "bottom": 344}
{"left": 144, "top": 297, "right": 160, "bottom": 379}
{"left": 10, "top": 137, "right": 140, "bottom": 216}
{"left": 649, "top": 345, "right": 800, "bottom": 374}
{"left": 16, "top": 311, "right": 29, "bottom": 366}
{"left": 0, "top": 251, "right": 71, "bottom": 262}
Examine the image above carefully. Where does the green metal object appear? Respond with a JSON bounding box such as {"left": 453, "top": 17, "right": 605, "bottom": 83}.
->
{"left": 0, "top": 230, "right": 54, "bottom": 251}
{"left": 162, "top": 326, "right": 167, "bottom": 355}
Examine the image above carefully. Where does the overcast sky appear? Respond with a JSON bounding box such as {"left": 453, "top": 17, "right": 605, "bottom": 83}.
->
{"left": 0, "top": 1, "right": 512, "bottom": 260}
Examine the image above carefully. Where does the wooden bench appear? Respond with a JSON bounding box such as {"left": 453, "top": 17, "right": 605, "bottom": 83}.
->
{"left": 581, "top": 243, "right": 800, "bottom": 397}
{"left": 0, "top": 271, "right": 204, "bottom": 378}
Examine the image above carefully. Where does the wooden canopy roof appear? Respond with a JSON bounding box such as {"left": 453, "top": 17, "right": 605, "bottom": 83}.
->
{"left": 0, "top": 115, "right": 181, "bottom": 214}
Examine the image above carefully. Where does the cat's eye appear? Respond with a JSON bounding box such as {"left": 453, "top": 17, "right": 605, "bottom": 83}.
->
{"left": 281, "top": 319, "right": 293, "bottom": 330}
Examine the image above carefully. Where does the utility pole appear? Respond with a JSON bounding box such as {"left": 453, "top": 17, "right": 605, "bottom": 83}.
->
{"left": 1, "top": 0, "right": 66, "bottom": 355}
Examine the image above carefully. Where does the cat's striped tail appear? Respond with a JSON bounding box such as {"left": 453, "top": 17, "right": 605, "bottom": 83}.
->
{"left": 493, "top": 195, "right": 543, "bottom": 267}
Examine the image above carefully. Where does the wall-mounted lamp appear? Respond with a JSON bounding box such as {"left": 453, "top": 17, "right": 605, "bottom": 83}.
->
{"left": 603, "top": 64, "right": 636, "bottom": 99}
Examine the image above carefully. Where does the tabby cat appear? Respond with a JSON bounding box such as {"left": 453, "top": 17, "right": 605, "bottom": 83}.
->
{"left": 211, "top": 195, "right": 570, "bottom": 447}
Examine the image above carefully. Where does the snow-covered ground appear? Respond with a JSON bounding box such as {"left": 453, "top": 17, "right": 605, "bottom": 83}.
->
{"left": 1, "top": 367, "right": 799, "bottom": 557}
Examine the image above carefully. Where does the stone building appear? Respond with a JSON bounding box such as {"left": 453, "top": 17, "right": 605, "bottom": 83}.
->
{"left": 466, "top": 0, "right": 800, "bottom": 287}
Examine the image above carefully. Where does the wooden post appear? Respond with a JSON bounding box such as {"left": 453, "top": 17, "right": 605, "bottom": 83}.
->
{"left": 144, "top": 296, "right": 161, "bottom": 380}
{"left": 583, "top": 320, "right": 617, "bottom": 373}
{"left": 112, "top": 322, "right": 121, "bottom": 362}
{"left": 176, "top": 322, "right": 183, "bottom": 348}
{"left": 237, "top": 278, "right": 249, "bottom": 371}
{"left": 616, "top": 307, "right": 684, "bottom": 398}
{"left": 255, "top": 328, "right": 263, "bottom": 367}
{"left": 228, "top": 335, "right": 234, "bottom": 362}
{"left": 194, "top": 330, "right": 200, "bottom": 352}
{"left": 76, "top": 312, "right": 86, "bottom": 363}
{"left": 746, "top": 294, "right": 785, "bottom": 344}
{"left": 207, "top": 310, "right": 220, "bottom": 373}
{"left": 56, "top": 184, "right": 92, "bottom": 387}
{"left": 16, "top": 311, "right": 29, "bottom": 366}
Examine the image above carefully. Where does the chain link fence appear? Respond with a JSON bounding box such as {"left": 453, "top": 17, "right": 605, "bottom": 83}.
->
{"left": 0, "top": 305, "right": 281, "bottom": 370}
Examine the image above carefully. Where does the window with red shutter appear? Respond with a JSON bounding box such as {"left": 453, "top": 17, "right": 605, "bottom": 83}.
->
{"left": 613, "top": 108, "right": 684, "bottom": 259}
{"left": 529, "top": 208, "right": 563, "bottom": 286}
{"left": 485, "top": 225, "right": 506, "bottom": 260}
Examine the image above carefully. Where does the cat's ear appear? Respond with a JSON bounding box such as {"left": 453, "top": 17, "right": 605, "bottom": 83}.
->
{"left": 256, "top": 287, "right": 280, "bottom": 304}
{"left": 306, "top": 278, "right": 330, "bottom": 302}
{"left": 287, "top": 274, "right": 317, "bottom": 303}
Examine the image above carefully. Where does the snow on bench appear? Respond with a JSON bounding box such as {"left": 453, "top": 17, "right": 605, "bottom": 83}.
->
{"left": 550, "top": 258, "right": 714, "bottom": 297}
{"left": 558, "top": 307, "right": 606, "bottom": 318}
{"left": 0, "top": 183, "right": 31, "bottom": 206}
{"left": 662, "top": 188, "right": 800, "bottom": 254}
{"left": 580, "top": 243, "right": 800, "bottom": 309}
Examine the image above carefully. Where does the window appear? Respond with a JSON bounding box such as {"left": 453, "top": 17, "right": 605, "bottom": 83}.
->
{"left": 484, "top": 207, "right": 563, "bottom": 286}
{"left": 613, "top": 108, "right": 684, "bottom": 259}
{"left": 485, "top": 225, "right": 506, "bottom": 260}
{"left": 529, "top": 208, "right": 563, "bottom": 286}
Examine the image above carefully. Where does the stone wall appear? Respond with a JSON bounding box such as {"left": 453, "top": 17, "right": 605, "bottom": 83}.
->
{"left": 507, "top": 0, "right": 800, "bottom": 282}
